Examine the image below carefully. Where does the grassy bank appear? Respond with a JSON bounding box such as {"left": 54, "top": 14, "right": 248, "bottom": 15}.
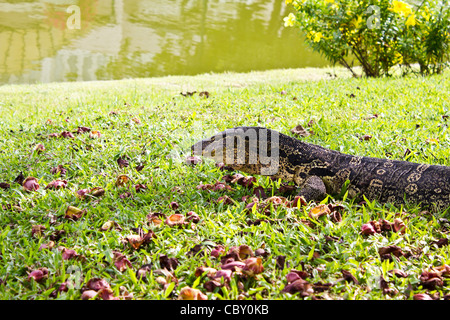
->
{"left": 0, "top": 67, "right": 449, "bottom": 300}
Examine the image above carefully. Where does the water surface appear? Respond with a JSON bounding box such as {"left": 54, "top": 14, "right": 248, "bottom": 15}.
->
{"left": 0, "top": 0, "right": 328, "bottom": 85}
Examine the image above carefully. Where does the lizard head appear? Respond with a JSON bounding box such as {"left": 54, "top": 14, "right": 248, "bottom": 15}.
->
{"left": 191, "top": 127, "right": 281, "bottom": 176}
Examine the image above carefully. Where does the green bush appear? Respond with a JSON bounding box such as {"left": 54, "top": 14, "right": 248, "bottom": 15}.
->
{"left": 284, "top": 0, "right": 450, "bottom": 77}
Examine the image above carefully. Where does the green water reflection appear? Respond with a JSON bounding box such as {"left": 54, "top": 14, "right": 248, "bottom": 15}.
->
{"left": 0, "top": 0, "right": 328, "bottom": 85}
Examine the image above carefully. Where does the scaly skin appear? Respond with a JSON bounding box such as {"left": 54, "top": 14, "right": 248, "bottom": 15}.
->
{"left": 192, "top": 127, "right": 450, "bottom": 211}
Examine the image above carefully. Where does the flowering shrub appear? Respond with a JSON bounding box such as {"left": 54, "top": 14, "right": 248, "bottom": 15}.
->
{"left": 284, "top": 0, "right": 450, "bottom": 77}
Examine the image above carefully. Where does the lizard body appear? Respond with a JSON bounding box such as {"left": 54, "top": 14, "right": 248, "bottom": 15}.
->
{"left": 192, "top": 126, "right": 450, "bottom": 211}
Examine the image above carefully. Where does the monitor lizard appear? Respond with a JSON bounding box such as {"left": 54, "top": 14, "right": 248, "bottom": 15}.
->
{"left": 191, "top": 126, "right": 450, "bottom": 211}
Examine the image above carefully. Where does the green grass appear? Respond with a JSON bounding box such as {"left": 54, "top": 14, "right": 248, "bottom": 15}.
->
{"left": 0, "top": 67, "right": 449, "bottom": 300}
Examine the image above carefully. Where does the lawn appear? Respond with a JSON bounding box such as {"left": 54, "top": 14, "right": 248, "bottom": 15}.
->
{"left": 0, "top": 67, "right": 449, "bottom": 300}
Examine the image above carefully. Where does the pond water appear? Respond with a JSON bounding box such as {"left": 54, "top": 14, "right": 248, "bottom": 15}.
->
{"left": 0, "top": 0, "right": 328, "bottom": 85}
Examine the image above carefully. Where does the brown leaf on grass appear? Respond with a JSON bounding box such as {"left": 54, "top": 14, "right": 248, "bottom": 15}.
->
{"left": 180, "top": 91, "right": 197, "bottom": 97}
{"left": 197, "top": 181, "right": 233, "bottom": 192}
{"left": 76, "top": 126, "right": 91, "bottom": 134}
{"left": 255, "top": 248, "right": 269, "bottom": 258}
{"left": 45, "top": 179, "right": 68, "bottom": 190}
{"left": 242, "top": 257, "right": 264, "bottom": 276}
{"left": 361, "top": 223, "right": 376, "bottom": 236}
{"left": 210, "top": 245, "right": 225, "bottom": 258}
{"left": 134, "top": 184, "right": 147, "bottom": 193}
{"left": 39, "top": 241, "right": 55, "bottom": 251}
{"left": 364, "top": 114, "right": 379, "bottom": 120}
{"left": 61, "top": 248, "right": 79, "bottom": 261}
{"left": 216, "top": 195, "right": 234, "bottom": 205}
{"left": 378, "top": 245, "right": 405, "bottom": 260}
{"left": 199, "top": 91, "right": 210, "bottom": 98}
{"left": 159, "top": 255, "right": 179, "bottom": 271}
{"left": 186, "top": 211, "right": 200, "bottom": 223}
{"left": 291, "top": 125, "right": 312, "bottom": 137}
{"left": 359, "top": 134, "right": 372, "bottom": 141}
{"left": 420, "top": 271, "right": 443, "bottom": 290}
{"left": 113, "top": 251, "right": 132, "bottom": 272}
{"left": 204, "top": 280, "right": 223, "bottom": 292}
{"left": 188, "top": 244, "right": 204, "bottom": 257}
{"left": 178, "top": 286, "right": 208, "bottom": 300}
{"left": 341, "top": 270, "right": 359, "bottom": 285}
{"left": 195, "top": 267, "right": 217, "bottom": 278}
{"left": 277, "top": 184, "right": 297, "bottom": 196}
{"left": 147, "top": 212, "right": 165, "bottom": 226}
{"left": 0, "top": 182, "right": 10, "bottom": 190}
{"left": 288, "top": 195, "right": 307, "bottom": 208}
{"left": 119, "top": 192, "right": 132, "bottom": 199}
{"left": 89, "top": 130, "right": 102, "bottom": 139}
{"left": 125, "top": 230, "right": 156, "bottom": 249}
{"left": 31, "top": 225, "right": 46, "bottom": 238}
{"left": 213, "top": 269, "right": 232, "bottom": 282}
{"left": 389, "top": 269, "right": 408, "bottom": 278}
{"left": 432, "top": 238, "right": 449, "bottom": 247}
{"left": 286, "top": 269, "right": 309, "bottom": 283}
{"left": 131, "top": 117, "right": 141, "bottom": 125}
{"left": 115, "top": 174, "right": 132, "bottom": 187}
{"left": 169, "top": 201, "right": 179, "bottom": 210}
{"left": 185, "top": 156, "right": 202, "bottom": 165}
{"left": 226, "top": 245, "right": 254, "bottom": 261}
{"left": 413, "top": 293, "right": 434, "bottom": 300}
{"left": 165, "top": 214, "right": 186, "bottom": 227}
{"left": 28, "top": 268, "right": 48, "bottom": 282}
{"left": 135, "top": 163, "right": 145, "bottom": 172}
{"left": 81, "top": 290, "right": 98, "bottom": 300}
{"left": 117, "top": 156, "right": 129, "bottom": 168}
{"left": 282, "top": 278, "right": 313, "bottom": 297}
{"left": 98, "top": 288, "right": 119, "bottom": 300}
{"left": 60, "top": 131, "right": 75, "bottom": 139}
{"left": 276, "top": 255, "right": 286, "bottom": 270}
{"left": 14, "top": 172, "right": 25, "bottom": 185}
{"left": 393, "top": 218, "right": 406, "bottom": 234}
{"left": 380, "top": 275, "right": 395, "bottom": 294}
{"left": 86, "top": 278, "right": 110, "bottom": 291}
{"left": 136, "top": 264, "right": 152, "bottom": 281}
{"left": 50, "top": 165, "right": 67, "bottom": 176}
{"left": 23, "top": 177, "right": 40, "bottom": 192}
{"left": 309, "top": 204, "right": 331, "bottom": 219}
{"left": 49, "top": 230, "right": 66, "bottom": 242}
{"left": 100, "top": 220, "right": 122, "bottom": 232}
{"left": 90, "top": 187, "right": 105, "bottom": 197}
{"left": 64, "top": 206, "right": 85, "bottom": 220}
{"left": 34, "top": 143, "right": 45, "bottom": 153}
{"left": 425, "top": 138, "right": 439, "bottom": 145}
{"left": 221, "top": 261, "right": 246, "bottom": 271}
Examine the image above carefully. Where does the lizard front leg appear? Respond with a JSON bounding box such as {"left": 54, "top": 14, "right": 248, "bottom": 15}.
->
{"left": 292, "top": 166, "right": 327, "bottom": 203}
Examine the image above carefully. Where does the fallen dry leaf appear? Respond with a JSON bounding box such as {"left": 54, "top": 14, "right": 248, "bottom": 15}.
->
{"left": 45, "top": 179, "right": 68, "bottom": 190}
{"left": 64, "top": 206, "right": 85, "bottom": 220}
{"left": 23, "top": 177, "right": 40, "bottom": 192}
{"left": 309, "top": 204, "right": 331, "bottom": 219}
{"left": 178, "top": 286, "right": 208, "bottom": 300}
{"left": 291, "top": 125, "right": 312, "bottom": 137}
{"left": 165, "top": 214, "right": 186, "bottom": 227}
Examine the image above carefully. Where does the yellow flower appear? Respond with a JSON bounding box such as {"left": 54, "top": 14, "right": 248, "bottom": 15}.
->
{"left": 285, "top": 0, "right": 293, "bottom": 4}
{"left": 310, "top": 31, "right": 324, "bottom": 42}
{"left": 394, "top": 52, "right": 403, "bottom": 64}
{"left": 351, "top": 16, "right": 364, "bottom": 28}
{"left": 421, "top": 6, "right": 431, "bottom": 21}
{"left": 325, "top": 0, "right": 335, "bottom": 4}
{"left": 405, "top": 13, "right": 416, "bottom": 26}
{"left": 283, "top": 13, "right": 296, "bottom": 27}
{"left": 390, "top": 0, "right": 413, "bottom": 17}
